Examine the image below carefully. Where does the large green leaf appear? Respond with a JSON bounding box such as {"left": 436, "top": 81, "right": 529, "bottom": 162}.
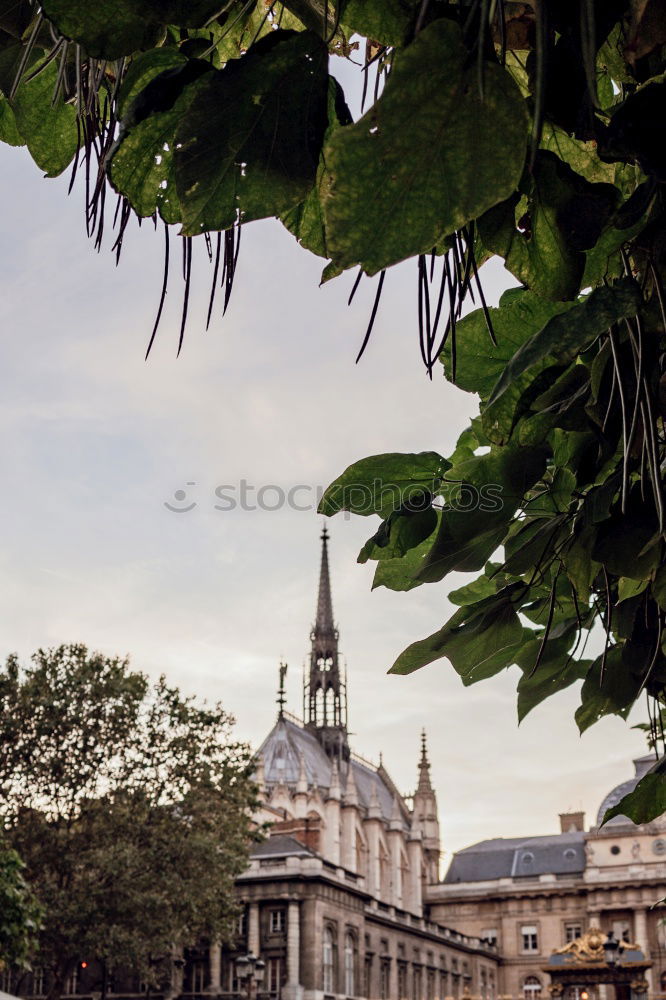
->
{"left": 389, "top": 586, "right": 526, "bottom": 678}
{"left": 575, "top": 647, "right": 641, "bottom": 733}
{"left": 415, "top": 445, "right": 549, "bottom": 582}
{"left": 40, "top": 0, "right": 225, "bottom": 59}
{"left": 602, "top": 759, "right": 666, "bottom": 826}
{"left": 116, "top": 47, "right": 189, "bottom": 120}
{"left": 109, "top": 58, "right": 213, "bottom": 223}
{"left": 484, "top": 280, "right": 642, "bottom": 433}
{"left": 371, "top": 525, "right": 439, "bottom": 592}
{"left": 358, "top": 508, "right": 438, "bottom": 563}
{"left": 478, "top": 152, "right": 618, "bottom": 301}
{"left": 320, "top": 451, "right": 449, "bottom": 519}
{"left": 281, "top": 77, "right": 352, "bottom": 259}
{"left": 174, "top": 30, "right": 329, "bottom": 236}
{"left": 11, "top": 60, "right": 77, "bottom": 177}
{"left": 440, "top": 287, "right": 572, "bottom": 400}
{"left": 0, "top": 94, "right": 22, "bottom": 145}
{"left": 322, "top": 17, "right": 528, "bottom": 275}
{"left": 515, "top": 628, "right": 589, "bottom": 722}
{"left": 341, "top": 0, "right": 418, "bottom": 46}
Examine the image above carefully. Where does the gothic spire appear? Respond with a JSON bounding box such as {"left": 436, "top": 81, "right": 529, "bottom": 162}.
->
{"left": 313, "top": 525, "right": 337, "bottom": 650}
{"left": 417, "top": 729, "right": 433, "bottom": 792}
{"left": 304, "top": 527, "right": 348, "bottom": 759}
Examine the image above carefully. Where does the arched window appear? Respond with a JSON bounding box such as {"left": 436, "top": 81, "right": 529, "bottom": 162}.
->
{"left": 344, "top": 932, "right": 356, "bottom": 996}
{"left": 524, "top": 976, "right": 542, "bottom": 1000}
{"left": 323, "top": 926, "right": 335, "bottom": 994}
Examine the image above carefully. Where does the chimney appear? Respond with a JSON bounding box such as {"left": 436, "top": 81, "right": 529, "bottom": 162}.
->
{"left": 559, "top": 811, "right": 585, "bottom": 833}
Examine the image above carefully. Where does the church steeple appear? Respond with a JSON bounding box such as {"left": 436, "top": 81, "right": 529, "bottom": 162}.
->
{"left": 417, "top": 728, "right": 433, "bottom": 792}
{"left": 412, "top": 730, "right": 440, "bottom": 884}
{"left": 304, "top": 527, "right": 348, "bottom": 760}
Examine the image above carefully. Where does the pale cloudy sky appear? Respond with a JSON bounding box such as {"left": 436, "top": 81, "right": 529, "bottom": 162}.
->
{"left": 0, "top": 105, "right": 649, "bottom": 863}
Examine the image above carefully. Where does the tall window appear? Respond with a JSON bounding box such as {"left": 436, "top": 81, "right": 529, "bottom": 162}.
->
{"left": 364, "top": 955, "right": 373, "bottom": 998}
{"left": 267, "top": 958, "right": 282, "bottom": 995}
{"left": 481, "top": 928, "right": 498, "bottom": 946}
{"left": 344, "top": 933, "right": 356, "bottom": 996}
{"left": 521, "top": 925, "right": 539, "bottom": 953}
{"left": 565, "top": 923, "right": 583, "bottom": 943}
{"left": 188, "top": 961, "right": 206, "bottom": 992}
{"left": 412, "top": 967, "right": 422, "bottom": 1000}
{"left": 380, "top": 961, "right": 390, "bottom": 1000}
{"left": 612, "top": 919, "right": 631, "bottom": 943}
{"left": 32, "top": 969, "right": 45, "bottom": 995}
{"left": 398, "top": 964, "right": 408, "bottom": 999}
{"left": 524, "top": 977, "right": 542, "bottom": 1000}
{"left": 270, "top": 909, "right": 285, "bottom": 933}
{"left": 323, "top": 927, "right": 335, "bottom": 994}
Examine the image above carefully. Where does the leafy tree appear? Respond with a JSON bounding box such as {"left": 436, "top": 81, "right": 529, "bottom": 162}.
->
{"left": 0, "top": 645, "right": 256, "bottom": 1000}
{"left": 0, "top": 843, "right": 42, "bottom": 971}
{"left": 1, "top": 3, "right": 666, "bottom": 819}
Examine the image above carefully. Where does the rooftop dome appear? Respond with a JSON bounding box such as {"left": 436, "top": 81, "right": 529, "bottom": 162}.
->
{"left": 596, "top": 754, "right": 656, "bottom": 827}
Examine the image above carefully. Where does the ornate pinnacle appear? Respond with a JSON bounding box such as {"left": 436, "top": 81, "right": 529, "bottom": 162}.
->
{"left": 277, "top": 661, "right": 288, "bottom": 717}
{"left": 417, "top": 729, "right": 433, "bottom": 792}
{"left": 314, "top": 525, "right": 337, "bottom": 642}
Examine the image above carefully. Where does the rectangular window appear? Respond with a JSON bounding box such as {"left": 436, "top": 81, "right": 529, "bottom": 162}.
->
{"left": 481, "top": 928, "right": 498, "bottom": 946}
{"left": 412, "top": 967, "right": 422, "bottom": 1000}
{"left": 380, "top": 961, "right": 390, "bottom": 1000}
{"left": 564, "top": 923, "right": 583, "bottom": 943}
{"left": 267, "top": 958, "right": 282, "bottom": 994}
{"left": 191, "top": 961, "right": 206, "bottom": 993}
{"left": 398, "top": 964, "right": 408, "bottom": 1000}
{"left": 364, "top": 956, "right": 373, "bottom": 998}
{"left": 269, "top": 909, "right": 285, "bottom": 933}
{"left": 612, "top": 919, "right": 631, "bottom": 943}
{"left": 521, "top": 925, "right": 539, "bottom": 953}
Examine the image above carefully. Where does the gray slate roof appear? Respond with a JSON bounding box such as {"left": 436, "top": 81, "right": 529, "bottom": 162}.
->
{"left": 250, "top": 834, "right": 315, "bottom": 859}
{"left": 257, "top": 715, "right": 409, "bottom": 828}
{"left": 444, "top": 832, "right": 586, "bottom": 884}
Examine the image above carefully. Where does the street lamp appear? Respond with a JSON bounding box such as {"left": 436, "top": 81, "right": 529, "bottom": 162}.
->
{"left": 603, "top": 932, "right": 620, "bottom": 967}
{"left": 235, "top": 953, "right": 266, "bottom": 1000}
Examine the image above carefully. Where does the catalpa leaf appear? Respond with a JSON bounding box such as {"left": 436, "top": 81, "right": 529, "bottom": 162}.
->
{"left": 323, "top": 17, "right": 528, "bottom": 274}
{"left": 441, "top": 287, "right": 572, "bottom": 400}
{"left": 389, "top": 585, "right": 527, "bottom": 678}
{"left": 11, "top": 59, "right": 77, "bottom": 177}
{"left": 40, "top": 0, "right": 226, "bottom": 59}
{"left": 175, "top": 30, "right": 329, "bottom": 235}
{"left": 602, "top": 759, "right": 666, "bottom": 826}
{"left": 371, "top": 522, "right": 440, "bottom": 593}
{"left": 416, "top": 445, "right": 548, "bottom": 583}
{"left": 358, "top": 508, "right": 437, "bottom": 563}
{"left": 320, "top": 451, "right": 449, "bottom": 519}
{"left": 485, "top": 279, "right": 642, "bottom": 425}
{"left": 109, "top": 58, "right": 213, "bottom": 224}
{"left": 575, "top": 647, "right": 642, "bottom": 733}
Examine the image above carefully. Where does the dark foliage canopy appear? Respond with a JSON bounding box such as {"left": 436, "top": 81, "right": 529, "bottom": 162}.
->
{"left": 0, "top": 645, "right": 256, "bottom": 998}
{"left": 1, "top": 0, "right": 666, "bottom": 822}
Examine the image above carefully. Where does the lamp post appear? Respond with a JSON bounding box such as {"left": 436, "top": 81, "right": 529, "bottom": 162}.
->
{"left": 235, "top": 953, "right": 266, "bottom": 1000}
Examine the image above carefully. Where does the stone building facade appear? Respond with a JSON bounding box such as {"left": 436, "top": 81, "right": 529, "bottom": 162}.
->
{"left": 213, "top": 528, "right": 499, "bottom": 1000}
{"left": 6, "top": 531, "right": 666, "bottom": 1000}
{"left": 427, "top": 758, "right": 666, "bottom": 1000}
